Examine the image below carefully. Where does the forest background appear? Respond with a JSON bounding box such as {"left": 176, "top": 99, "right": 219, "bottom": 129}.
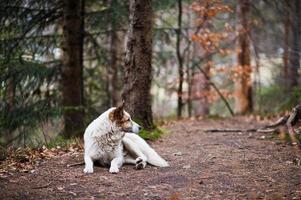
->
{"left": 1, "top": 0, "right": 301, "bottom": 147}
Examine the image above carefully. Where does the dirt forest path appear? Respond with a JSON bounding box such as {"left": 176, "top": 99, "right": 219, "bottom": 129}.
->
{"left": 1, "top": 118, "right": 301, "bottom": 200}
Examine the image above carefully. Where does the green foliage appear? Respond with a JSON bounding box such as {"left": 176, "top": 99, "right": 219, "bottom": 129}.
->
{"left": 256, "top": 85, "right": 301, "bottom": 115}
{"left": 0, "top": 58, "right": 60, "bottom": 145}
{"left": 264, "top": 131, "right": 301, "bottom": 145}
{"left": 139, "top": 127, "right": 167, "bottom": 141}
{"left": 46, "top": 135, "right": 82, "bottom": 149}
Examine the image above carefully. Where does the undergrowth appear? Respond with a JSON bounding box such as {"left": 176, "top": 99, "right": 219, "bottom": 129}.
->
{"left": 265, "top": 130, "right": 301, "bottom": 145}
{"left": 256, "top": 86, "right": 301, "bottom": 115}
{"left": 139, "top": 127, "right": 168, "bottom": 141}
{"left": 46, "top": 136, "right": 82, "bottom": 149}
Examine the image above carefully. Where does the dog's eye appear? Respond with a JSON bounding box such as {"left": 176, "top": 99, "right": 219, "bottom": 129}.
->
{"left": 126, "top": 118, "right": 130, "bottom": 122}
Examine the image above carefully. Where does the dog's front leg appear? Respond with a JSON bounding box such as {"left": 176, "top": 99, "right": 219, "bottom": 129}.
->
{"left": 109, "top": 156, "right": 124, "bottom": 174}
{"left": 83, "top": 153, "right": 94, "bottom": 174}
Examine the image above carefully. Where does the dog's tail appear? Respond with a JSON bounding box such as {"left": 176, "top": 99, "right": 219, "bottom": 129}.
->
{"left": 144, "top": 145, "right": 169, "bottom": 167}
{"left": 124, "top": 133, "right": 169, "bottom": 167}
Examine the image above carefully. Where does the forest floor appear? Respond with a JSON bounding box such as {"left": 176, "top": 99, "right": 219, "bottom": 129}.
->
{"left": 1, "top": 117, "right": 301, "bottom": 200}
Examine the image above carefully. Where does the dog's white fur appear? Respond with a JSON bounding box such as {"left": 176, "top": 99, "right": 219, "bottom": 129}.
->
{"left": 83, "top": 107, "right": 169, "bottom": 174}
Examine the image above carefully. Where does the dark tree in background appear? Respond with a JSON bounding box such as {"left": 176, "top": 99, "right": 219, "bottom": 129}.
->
{"left": 107, "top": 0, "right": 124, "bottom": 107}
{"left": 287, "top": 0, "right": 301, "bottom": 88}
{"left": 283, "top": 0, "right": 290, "bottom": 85}
{"left": 61, "top": 0, "right": 85, "bottom": 138}
{"left": 234, "top": 0, "right": 252, "bottom": 114}
{"left": 176, "top": 0, "right": 183, "bottom": 119}
{"left": 122, "top": 0, "right": 154, "bottom": 130}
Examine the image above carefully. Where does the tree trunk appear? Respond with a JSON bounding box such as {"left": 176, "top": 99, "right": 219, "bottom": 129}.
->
{"left": 108, "top": 29, "right": 119, "bottom": 107}
{"left": 5, "top": 78, "right": 15, "bottom": 144}
{"left": 234, "top": 0, "right": 252, "bottom": 114}
{"left": 287, "top": 0, "right": 301, "bottom": 88}
{"left": 61, "top": 0, "right": 85, "bottom": 138}
{"left": 107, "top": 0, "right": 123, "bottom": 107}
{"left": 122, "top": 0, "right": 154, "bottom": 130}
{"left": 176, "top": 0, "right": 183, "bottom": 119}
{"left": 283, "top": 0, "right": 290, "bottom": 86}
{"left": 187, "top": 59, "right": 193, "bottom": 118}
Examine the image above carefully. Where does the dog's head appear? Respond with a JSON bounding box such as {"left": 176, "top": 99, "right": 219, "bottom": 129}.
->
{"left": 109, "top": 103, "right": 142, "bottom": 134}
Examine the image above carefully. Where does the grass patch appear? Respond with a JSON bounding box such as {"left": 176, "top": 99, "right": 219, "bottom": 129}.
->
{"left": 139, "top": 127, "right": 167, "bottom": 141}
{"left": 207, "top": 114, "right": 226, "bottom": 120}
{"left": 46, "top": 135, "right": 82, "bottom": 149}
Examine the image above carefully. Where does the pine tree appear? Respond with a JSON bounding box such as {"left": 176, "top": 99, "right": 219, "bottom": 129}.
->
{"left": 61, "top": 0, "right": 85, "bottom": 138}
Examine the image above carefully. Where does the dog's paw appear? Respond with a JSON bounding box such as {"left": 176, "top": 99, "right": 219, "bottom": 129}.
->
{"left": 83, "top": 167, "right": 94, "bottom": 174}
{"left": 109, "top": 166, "right": 119, "bottom": 174}
{"left": 135, "top": 157, "right": 146, "bottom": 170}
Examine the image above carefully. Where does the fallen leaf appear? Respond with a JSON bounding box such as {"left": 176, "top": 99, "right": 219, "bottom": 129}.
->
{"left": 57, "top": 186, "right": 64, "bottom": 191}
{"left": 182, "top": 165, "right": 191, "bottom": 169}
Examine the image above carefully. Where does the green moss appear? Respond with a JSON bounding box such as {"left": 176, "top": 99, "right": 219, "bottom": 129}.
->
{"left": 207, "top": 114, "right": 226, "bottom": 120}
{"left": 46, "top": 135, "right": 82, "bottom": 149}
{"left": 139, "top": 127, "right": 167, "bottom": 141}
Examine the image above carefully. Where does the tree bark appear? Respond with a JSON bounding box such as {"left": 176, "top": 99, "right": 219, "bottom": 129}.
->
{"left": 5, "top": 78, "right": 15, "bottom": 144}
{"left": 122, "top": 0, "right": 154, "bottom": 130}
{"left": 187, "top": 56, "right": 193, "bottom": 118}
{"left": 107, "top": 0, "right": 123, "bottom": 107}
{"left": 61, "top": 0, "right": 85, "bottom": 138}
{"left": 234, "top": 0, "right": 252, "bottom": 114}
{"left": 176, "top": 0, "right": 183, "bottom": 119}
{"left": 283, "top": 0, "right": 290, "bottom": 86}
{"left": 287, "top": 0, "right": 301, "bottom": 88}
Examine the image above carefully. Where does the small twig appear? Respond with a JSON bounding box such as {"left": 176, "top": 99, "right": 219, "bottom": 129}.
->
{"left": 32, "top": 181, "right": 52, "bottom": 189}
{"left": 204, "top": 127, "right": 279, "bottom": 133}
{"left": 67, "top": 161, "right": 85, "bottom": 167}
{"left": 204, "top": 128, "right": 257, "bottom": 133}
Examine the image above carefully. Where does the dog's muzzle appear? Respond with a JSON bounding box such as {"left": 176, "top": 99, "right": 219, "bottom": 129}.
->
{"left": 131, "top": 121, "right": 142, "bottom": 134}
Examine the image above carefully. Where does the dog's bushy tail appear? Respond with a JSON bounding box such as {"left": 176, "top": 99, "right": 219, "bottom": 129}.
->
{"left": 144, "top": 145, "right": 169, "bottom": 167}
{"left": 124, "top": 133, "right": 169, "bottom": 167}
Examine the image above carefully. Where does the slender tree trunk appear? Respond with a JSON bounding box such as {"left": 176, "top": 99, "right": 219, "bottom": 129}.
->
{"left": 108, "top": 30, "right": 119, "bottom": 107}
{"left": 287, "top": 0, "right": 301, "bottom": 88}
{"left": 61, "top": 0, "right": 85, "bottom": 138}
{"left": 5, "top": 78, "right": 15, "bottom": 144}
{"left": 187, "top": 61, "right": 192, "bottom": 118}
{"left": 186, "top": 13, "right": 193, "bottom": 118}
{"left": 176, "top": 0, "right": 183, "bottom": 119}
{"left": 122, "top": 0, "right": 154, "bottom": 130}
{"left": 283, "top": 0, "right": 290, "bottom": 86}
{"left": 108, "top": 0, "right": 122, "bottom": 106}
{"left": 234, "top": 0, "right": 252, "bottom": 114}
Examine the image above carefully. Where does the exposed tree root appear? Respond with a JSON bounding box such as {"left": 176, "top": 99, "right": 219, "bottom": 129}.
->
{"left": 204, "top": 105, "right": 301, "bottom": 147}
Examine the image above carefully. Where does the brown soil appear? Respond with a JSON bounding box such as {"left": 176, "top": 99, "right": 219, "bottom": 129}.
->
{"left": 1, "top": 118, "right": 301, "bottom": 200}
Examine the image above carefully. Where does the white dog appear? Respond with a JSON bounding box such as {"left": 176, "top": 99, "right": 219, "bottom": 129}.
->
{"left": 83, "top": 104, "right": 169, "bottom": 174}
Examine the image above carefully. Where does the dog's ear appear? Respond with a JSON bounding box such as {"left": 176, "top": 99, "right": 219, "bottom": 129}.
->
{"left": 110, "top": 102, "right": 124, "bottom": 121}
